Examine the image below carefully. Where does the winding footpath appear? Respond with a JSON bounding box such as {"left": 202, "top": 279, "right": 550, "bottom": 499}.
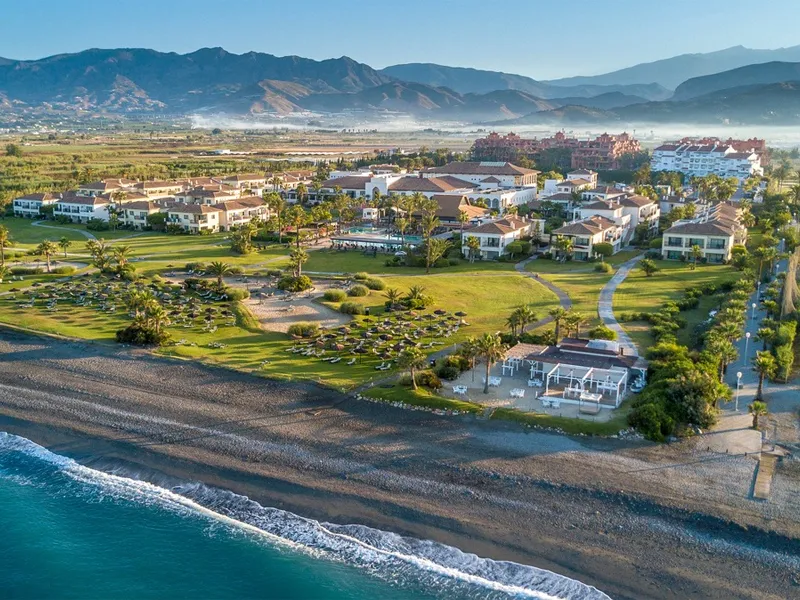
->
{"left": 32, "top": 221, "right": 97, "bottom": 240}
{"left": 597, "top": 254, "right": 643, "bottom": 357}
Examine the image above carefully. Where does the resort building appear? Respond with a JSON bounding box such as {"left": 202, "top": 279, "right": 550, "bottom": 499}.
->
{"left": 461, "top": 216, "right": 536, "bottom": 260}
{"left": 175, "top": 186, "right": 240, "bottom": 205}
{"left": 214, "top": 196, "right": 270, "bottom": 231}
{"left": 567, "top": 169, "right": 599, "bottom": 187}
{"left": 423, "top": 162, "right": 538, "bottom": 188}
{"left": 660, "top": 204, "right": 746, "bottom": 263}
{"left": 76, "top": 179, "right": 137, "bottom": 197}
{"left": 550, "top": 215, "right": 625, "bottom": 260}
{"left": 118, "top": 200, "right": 170, "bottom": 230}
{"left": 12, "top": 192, "right": 60, "bottom": 218}
{"left": 221, "top": 173, "right": 267, "bottom": 192}
{"left": 429, "top": 195, "right": 490, "bottom": 227}
{"left": 576, "top": 195, "right": 660, "bottom": 239}
{"left": 651, "top": 142, "right": 764, "bottom": 181}
{"left": 166, "top": 204, "right": 223, "bottom": 234}
{"left": 53, "top": 193, "right": 112, "bottom": 223}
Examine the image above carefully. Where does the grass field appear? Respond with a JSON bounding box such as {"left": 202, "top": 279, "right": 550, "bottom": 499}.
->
{"left": 613, "top": 259, "right": 739, "bottom": 349}
{"left": 304, "top": 249, "right": 517, "bottom": 275}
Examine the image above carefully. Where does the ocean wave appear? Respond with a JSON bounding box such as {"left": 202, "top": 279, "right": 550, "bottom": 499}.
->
{"left": 0, "top": 432, "right": 610, "bottom": 600}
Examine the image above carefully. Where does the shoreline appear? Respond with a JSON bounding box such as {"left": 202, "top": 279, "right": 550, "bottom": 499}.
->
{"left": 0, "top": 329, "right": 798, "bottom": 599}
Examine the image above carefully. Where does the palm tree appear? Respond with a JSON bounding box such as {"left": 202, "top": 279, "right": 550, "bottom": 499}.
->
{"left": 753, "top": 351, "right": 777, "bottom": 401}
{"left": 756, "top": 327, "right": 776, "bottom": 351}
{"left": 0, "top": 225, "right": 9, "bottom": 266}
{"left": 0, "top": 265, "right": 10, "bottom": 283}
{"left": 144, "top": 303, "right": 170, "bottom": 334}
{"left": 476, "top": 332, "right": 505, "bottom": 394}
{"left": 263, "top": 192, "right": 287, "bottom": 243}
{"left": 459, "top": 336, "right": 480, "bottom": 382}
{"left": 549, "top": 307, "right": 568, "bottom": 343}
{"left": 456, "top": 209, "right": 470, "bottom": 241}
{"left": 384, "top": 288, "right": 402, "bottom": 310}
{"left": 288, "top": 247, "right": 309, "bottom": 277}
{"left": 563, "top": 310, "right": 585, "bottom": 339}
{"left": 406, "top": 285, "right": 427, "bottom": 303}
{"left": 36, "top": 240, "right": 58, "bottom": 273}
{"left": 113, "top": 244, "right": 133, "bottom": 269}
{"left": 506, "top": 311, "right": 521, "bottom": 336}
{"left": 58, "top": 236, "right": 72, "bottom": 258}
{"left": 398, "top": 347, "right": 426, "bottom": 390}
{"left": 395, "top": 216, "right": 409, "bottom": 246}
{"left": 689, "top": 245, "right": 703, "bottom": 270}
{"left": 270, "top": 175, "right": 282, "bottom": 193}
{"left": 705, "top": 333, "right": 738, "bottom": 382}
{"left": 740, "top": 211, "right": 756, "bottom": 228}
{"left": 295, "top": 183, "right": 308, "bottom": 206}
{"left": 207, "top": 261, "right": 234, "bottom": 289}
{"left": 286, "top": 205, "right": 308, "bottom": 249}
{"left": 748, "top": 401, "right": 768, "bottom": 429}
{"left": 126, "top": 289, "right": 155, "bottom": 319}
{"left": 465, "top": 236, "right": 480, "bottom": 263}
{"left": 516, "top": 305, "right": 538, "bottom": 334}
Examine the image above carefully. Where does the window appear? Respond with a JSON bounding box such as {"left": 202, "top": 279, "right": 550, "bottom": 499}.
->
{"left": 686, "top": 238, "right": 705, "bottom": 248}
{"left": 667, "top": 250, "right": 682, "bottom": 260}
{"left": 707, "top": 239, "right": 726, "bottom": 250}
{"left": 666, "top": 237, "right": 682, "bottom": 247}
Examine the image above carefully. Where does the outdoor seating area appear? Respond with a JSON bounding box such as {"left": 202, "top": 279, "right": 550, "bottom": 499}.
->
{"left": 285, "top": 308, "right": 469, "bottom": 368}
{"left": 6, "top": 274, "right": 238, "bottom": 343}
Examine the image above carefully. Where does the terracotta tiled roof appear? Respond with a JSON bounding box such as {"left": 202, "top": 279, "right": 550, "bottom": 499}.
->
{"left": 553, "top": 216, "right": 617, "bottom": 236}
{"left": 168, "top": 204, "right": 223, "bottom": 215}
{"left": 664, "top": 221, "right": 735, "bottom": 236}
{"left": 322, "top": 176, "right": 369, "bottom": 190}
{"left": 425, "top": 162, "right": 538, "bottom": 176}
{"left": 389, "top": 176, "right": 475, "bottom": 193}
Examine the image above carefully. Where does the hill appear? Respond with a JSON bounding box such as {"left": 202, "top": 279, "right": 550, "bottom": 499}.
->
{"left": 672, "top": 61, "right": 800, "bottom": 100}
{"left": 379, "top": 63, "right": 670, "bottom": 101}
{"left": 0, "top": 47, "right": 392, "bottom": 113}
{"left": 547, "top": 92, "right": 647, "bottom": 110}
{"left": 546, "top": 45, "right": 800, "bottom": 90}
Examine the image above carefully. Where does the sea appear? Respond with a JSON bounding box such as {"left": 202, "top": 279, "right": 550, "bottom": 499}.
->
{"left": 0, "top": 432, "right": 610, "bottom": 600}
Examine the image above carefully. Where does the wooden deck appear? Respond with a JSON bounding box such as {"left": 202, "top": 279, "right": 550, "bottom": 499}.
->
{"left": 753, "top": 453, "right": 778, "bottom": 500}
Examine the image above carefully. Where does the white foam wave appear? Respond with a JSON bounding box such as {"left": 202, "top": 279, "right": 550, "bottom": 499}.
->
{"left": 0, "top": 432, "right": 610, "bottom": 600}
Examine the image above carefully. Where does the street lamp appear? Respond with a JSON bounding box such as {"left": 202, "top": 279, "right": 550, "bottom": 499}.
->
{"left": 744, "top": 332, "right": 751, "bottom": 364}
{"left": 736, "top": 371, "right": 742, "bottom": 411}
{"left": 751, "top": 302, "right": 757, "bottom": 319}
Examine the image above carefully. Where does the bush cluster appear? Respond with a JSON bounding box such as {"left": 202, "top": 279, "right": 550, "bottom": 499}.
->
{"left": 323, "top": 289, "right": 347, "bottom": 302}
{"left": 364, "top": 278, "right": 386, "bottom": 291}
{"left": 277, "top": 275, "right": 313, "bottom": 292}
{"left": 115, "top": 324, "right": 171, "bottom": 346}
{"left": 347, "top": 284, "right": 369, "bottom": 297}
{"left": 287, "top": 322, "right": 320, "bottom": 338}
{"left": 339, "top": 301, "right": 366, "bottom": 315}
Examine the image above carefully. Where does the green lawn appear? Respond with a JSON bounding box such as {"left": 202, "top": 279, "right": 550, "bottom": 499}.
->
{"left": 614, "top": 260, "right": 739, "bottom": 349}
{"left": 304, "top": 249, "right": 516, "bottom": 275}
{"left": 1, "top": 217, "right": 92, "bottom": 246}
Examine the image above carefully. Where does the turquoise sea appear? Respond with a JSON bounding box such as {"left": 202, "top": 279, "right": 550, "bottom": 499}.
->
{"left": 0, "top": 432, "right": 609, "bottom": 600}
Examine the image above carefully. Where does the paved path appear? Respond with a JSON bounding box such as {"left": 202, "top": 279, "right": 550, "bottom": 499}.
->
{"left": 514, "top": 257, "right": 572, "bottom": 330}
{"left": 597, "top": 255, "right": 643, "bottom": 357}
{"left": 32, "top": 221, "right": 97, "bottom": 240}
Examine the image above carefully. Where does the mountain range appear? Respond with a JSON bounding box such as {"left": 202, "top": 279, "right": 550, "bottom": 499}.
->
{"left": 2, "top": 46, "right": 800, "bottom": 126}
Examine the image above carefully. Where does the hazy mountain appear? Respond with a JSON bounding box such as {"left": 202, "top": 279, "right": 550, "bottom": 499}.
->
{"left": 546, "top": 45, "right": 800, "bottom": 90}
{"left": 488, "top": 105, "right": 618, "bottom": 126}
{"left": 0, "top": 47, "right": 392, "bottom": 112}
{"left": 672, "top": 61, "right": 800, "bottom": 100}
{"left": 379, "top": 62, "right": 670, "bottom": 100}
{"left": 546, "top": 92, "right": 647, "bottom": 110}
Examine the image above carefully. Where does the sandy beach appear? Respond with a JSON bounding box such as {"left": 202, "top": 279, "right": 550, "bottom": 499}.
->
{"left": 0, "top": 328, "right": 797, "bottom": 600}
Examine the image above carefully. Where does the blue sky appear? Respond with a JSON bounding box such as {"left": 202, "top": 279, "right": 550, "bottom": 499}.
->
{"left": 2, "top": 0, "right": 799, "bottom": 79}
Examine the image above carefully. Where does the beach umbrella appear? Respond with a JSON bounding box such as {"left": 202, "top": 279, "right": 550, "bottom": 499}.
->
{"left": 434, "top": 309, "right": 447, "bottom": 316}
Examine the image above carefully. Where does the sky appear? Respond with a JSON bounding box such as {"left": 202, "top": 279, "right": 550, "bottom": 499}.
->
{"left": 2, "top": 0, "right": 799, "bottom": 80}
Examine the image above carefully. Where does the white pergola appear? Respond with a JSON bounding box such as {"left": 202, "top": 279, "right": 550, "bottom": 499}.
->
{"left": 543, "top": 363, "right": 629, "bottom": 407}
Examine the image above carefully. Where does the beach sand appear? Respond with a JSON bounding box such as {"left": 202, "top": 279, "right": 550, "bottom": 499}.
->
{"left": 0, "top": 328, "right": 797, "bottom": 599}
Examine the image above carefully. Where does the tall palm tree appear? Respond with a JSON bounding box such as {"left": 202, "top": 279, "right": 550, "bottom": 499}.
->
{"left": 705, "top": 333, "right": 738, "bottom": 382}
{"left": 516, "top": 305, "right": 538, "bottom": 334}
{"left": 295, "top": 183, "right": 308, "bottom": 206}
{"left": 756, "top": 327, "right": 776, "bottom": 351}
{"left": 395, "top": 216, "right": 409, "bottom": 247}
{"left": 286, "top": 205, "right": 308, "bottom": 249}
{"left": 145, "top": 303, "right": 170, "bottom": 334}
{"left": 689, "top": 245, "right": 703, "bottom": 270}
{"left": 398, "top": 347, "right": 426, "bottom": 390}
{"left": 0, "top": 225, "right": 10, "bottom": 266}
{"left": 459, "top": 336, "right": 480, "bottom": 382}
{"left": 263, "top": 192, "right": 286, "bottom": 243}
{"left": 549, "top": 307, "right": 568, "bottom": 343}
{"left": 506, "top": 311, "right": 521, "bottom": 337}
{"left": 126, "top": 289, "right": 155, "bottom": 319}
{"left": 748, "top": 401, "right": 768, "bottom": 429}
{"left": 58, "top": 236, "right": 72, "bottom": 258}
{"left": 36, "top": 240, "right": 58, "bottom": 273}
{"left": 0, "top": 265, "right": 10, "bottom": 283}
{"left": 753, "top": 351, "right": 777, "bottom": 401}
{"left": 465, "top": 236, "right": 480, "bottom": 263}
{"left": 457, "top": 209, "right": 470, "bottom": 241}
{"left": 207, "top": 261, "right": 234, "bottom": 289}
{"left": 289, "top": 247, "right": 309, "bottom": 277}
{"left": 563, "top": 310, "right": 585, "bottom": 339}
{"left": 476, "top": 333, "right": 505, "bottom": 394}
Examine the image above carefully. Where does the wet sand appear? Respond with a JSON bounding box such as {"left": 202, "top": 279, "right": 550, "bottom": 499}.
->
{"left": 0, "top": 329, "right": 797, "bottom": 599}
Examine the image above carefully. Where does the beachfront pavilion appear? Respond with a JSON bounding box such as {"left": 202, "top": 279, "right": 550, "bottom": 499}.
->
{"left": 445, "top": 339, "right": 644, "bottom": 418}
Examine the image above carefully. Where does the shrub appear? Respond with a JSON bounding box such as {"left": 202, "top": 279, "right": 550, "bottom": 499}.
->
{"left": 353, "top": 272, "right": 369, "bottom": 280}
{"left": 86, "top": 218, "right": 110, "bottom": 231}
{"left": 287, "top": 322, "right": 319, "bottom": 338}
{"left": 436, "top": 365, "right": 461, "bottom": 380}
{"left": 400, "top": 370, "right": 441, "bottom": 390}
{"left": 224, "top": 287, "right": 250, "bottom": 301}
{"left": 588, "top": 325, "right": 617, "bottom": 340}
{"left": 364, "top": 278, "right": 386, "bottom": 291}
{"left": 185, "top": 262, "right": 206, "bottom": 272}
{"left": 115, "top": 324, "right": 171, "bottom": 346}
{"left": 519, "top": 330, "right": 556, "bottom": 345}
{"left": 339, "top": 301, "right": 366, "bottom": 315}
{"left": 277, "top": 275, "right": 314, "bottom": 292}
{"left": 649, "top": 238, "right": 663, "bottom": 250}
{"left": 448, "top": 258, "right": 461, "bottom": 266}
{"left": 347, "top": 284, "right": 369, "bottom": 297}
{"left": 10, "top": 267, "right": 43, "bottom": 275}
{"left": 267, "top": 269, "right": 282, "bottom": 277}
{"left": 628, "top": 402, "right": 674, "bottom": 442}
{"left": 323, "top": 289, "right": 347, "bottom": 302}
{"left": 433, "top": 257, "right": 451, "bottom": 268}
{"left": 52, "top": 266, "right": 76, "bottom": 275}
{"left": 594, "top": 262, "right": 612, "bottom": 273}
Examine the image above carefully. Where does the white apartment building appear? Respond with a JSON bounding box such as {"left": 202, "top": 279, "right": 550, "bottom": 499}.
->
{"left": 214, "top": 196, "right": 270, "bottom": 231}
{"left": 53, "top": 195, "right": 111, "bottom": 223}
{"left": 167, "top": 205, "right": 223, "bottom": 234}
{"left": 461, "top": 217, "right": 535, "bottom": 260}
{"left": 13, "top": 192, "right": 60, "bottom": 218}
{"left": 652, "top": 143, "right": 763, "bottom": 181}
{"left": 551, "top": 216, "right": 625, "bottom": 261}
{"left": 119, "top": 201, "right": 167, "bottom": 231}
{"left": 661, "top": 203, "right": 746, "bottom": 263}
{"left": 576, "top": 200, "right": 632, "bottom": 242}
